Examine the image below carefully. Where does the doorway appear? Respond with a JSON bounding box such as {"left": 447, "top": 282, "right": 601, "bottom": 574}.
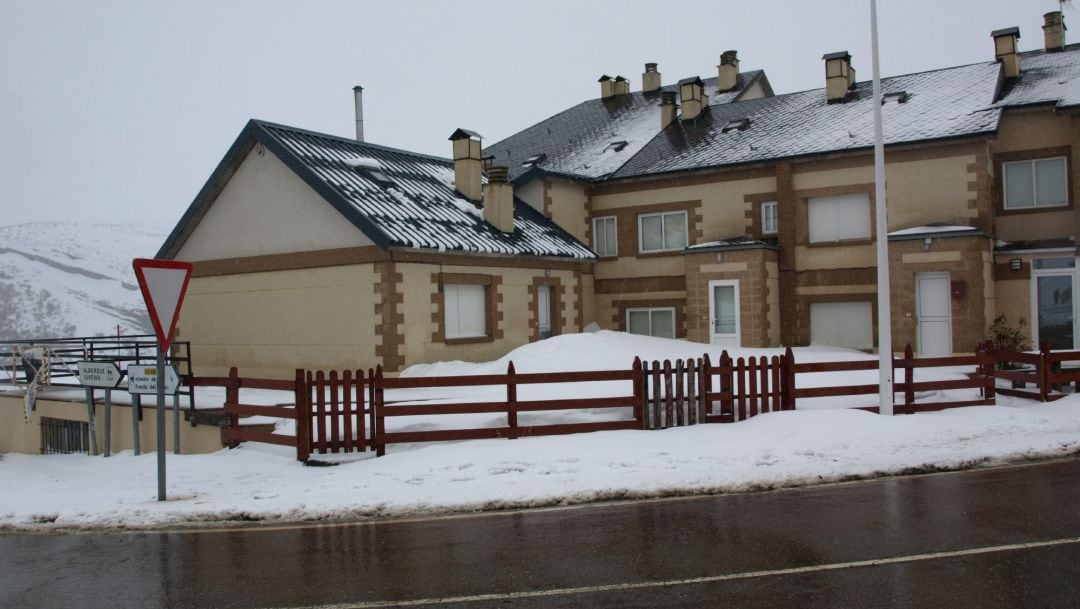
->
{"left": 708, "top": 280, "right": 740, "bottom": 347}
{"left": 916, "top": 272, "right": 952, "bottom": 356}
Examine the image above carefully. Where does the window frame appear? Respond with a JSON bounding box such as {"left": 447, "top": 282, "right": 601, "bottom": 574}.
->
{"left": 625, "top": 307, "right": 677, "bottom": 339}
{"left": 1003, "top": 156, "right": 1069, "bottom": 210}
{"left": 592, "top": 215, "right": 619, "bottom": 257}
{"left": 443, "top": 283, "right": 487, "bottom": 341}
{"left": 807, "top": 193, "right": 871, "bottom": 244}
{"left": 761, "top": 200, "right": 778, "bottom": 235}
{"left": 637, "top": 210, "right": 689, "bottom": 254}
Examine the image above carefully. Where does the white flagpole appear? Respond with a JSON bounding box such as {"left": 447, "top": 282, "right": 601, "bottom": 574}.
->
{"left": 871, "top": 0, "right": 894, "bottom": 416}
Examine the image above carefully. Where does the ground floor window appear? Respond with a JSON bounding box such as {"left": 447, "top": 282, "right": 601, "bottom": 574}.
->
{"left": 40, "top": 417, "right": 89, "bottom": 455}
{"left": 444, "top": 283, "right": 487, "bottom": 339}
{"left": 809, "top": 301, "right": 872, "bottom": 350}
{"left": 626, "top": 307, "right": 676, "bottom": 339}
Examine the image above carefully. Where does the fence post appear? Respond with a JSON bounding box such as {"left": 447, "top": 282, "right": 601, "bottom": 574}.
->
{"left": 978, "top": 343, "right": 996, "bottom": 404}
{"left": 663, "top": 360, "right": 674, "bottom": 428}
{"left": 342, "top": 369, "right": 354, "bottom": 453}
{"left": 1039, "top": 341, "right": 1050, "bottom": 402}
{"left": 294, "top": 369, "right": 309, "bottom": 463}
{"left": 719, "top": 351, "right": 733, "bottom": 421}
{"left": 781, "top": 348, "right": 794, "bottom": 411}
{"left": 507, "top": 361, "right": 518, "bottom": 439}
{"left": 687, "top": 358, "right": 699, "bottom": 425}
{"left": 632, "top": 357, "right": 645, "bottom": 429}
{"left": 903, "top": 344, "right": 914, "bottom": 415}
{"left": 226, "top": 367, "right": 240, "bottom": 449}
{"left": 700, "top": 353, "right": 712, "bottom": 421}
{"left": 374, "top": 365, "right": 386, "bottom": 456}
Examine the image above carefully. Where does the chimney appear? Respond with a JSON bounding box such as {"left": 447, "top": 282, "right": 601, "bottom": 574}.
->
{"left": 483, "top": 166, "right": 515, "bottom": 233}
{"left": 352, "top": 85, "right": 364, "bottom": 142}
{"left": 1044, "top": 11, "right": 1067, "bottom": 52}
{"left": 823, "top": 51, "right": 853, "bottom": 103}
{"left": 718, "top": 50, "right": 739, "bottom": 91}
{"left": 642, "top": 63, "right": 661, "bottom": 93}
{"left": 660, "top": 91, "right": 678, "bottom": 129}
{"left": 992, "top": 27, "right": 1021, "bottom": 78}
{"left": 448, "top": 128, "right": 483, "bottom": 202}
{"left": 678, "top": 76, "right": 708, "bottom": 120}
{"left": 613, "top": 75, "right": 630, "bottom": 95}
{"left": 599, "top": 75, "right": 614, "bottom": 99}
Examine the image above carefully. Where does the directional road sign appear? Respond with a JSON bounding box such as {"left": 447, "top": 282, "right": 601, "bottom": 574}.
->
{"left": 76, "top": 361, "right": 124, "bottom": 389}
{"left": 127, "top": 364, "right": 180, "bottom": 395}
{"left": 132, "top": 258, "right": 193, "bottom": 352}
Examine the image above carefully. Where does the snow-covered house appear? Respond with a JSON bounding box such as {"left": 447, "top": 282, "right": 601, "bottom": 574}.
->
{"left": 161, "top": 11, "right": 1080, "bottom": 376}
{"left": 483, "top": 14, "right": 1080, "bottom": 357}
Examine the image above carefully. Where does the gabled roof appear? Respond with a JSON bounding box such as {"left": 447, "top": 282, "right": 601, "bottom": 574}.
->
{"left": 995, "top": 44, "right": 1080, "bottom": 109}
{"left": 483, "top": 71, "right": 768, "bottom": 182}
{"left": 158, "top": 120, "right": 595, "bottom": 261}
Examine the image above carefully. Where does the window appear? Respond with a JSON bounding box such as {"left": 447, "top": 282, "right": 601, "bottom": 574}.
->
{"left": 807, "top": 193, "right": 871, "bottom": 243}
{"left": 810, "top": 302, "right": 873, "bottom": 350}
{"left": 761, "top": 201, "right": 778, "bottom": 235}
{"left": 1004, "top": 157, "right": 1068, "bottom": 209}
{"left": 592, "top": 216, "right": 618, "bottom": 257}
{"left": 638, "top": 211, "right": 688, "bottom": 253}
{"left": 444, "top": 284, "right": 486, "bottom": 339}
{"left": 626, "top": 307, "right": 676, "bottom": 339}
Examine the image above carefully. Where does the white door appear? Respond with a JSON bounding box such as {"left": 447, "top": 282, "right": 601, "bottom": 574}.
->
{"left": 1031, "top": 266, "right": 1077, "bottom": 350}
{"left": 916, "top": 272, "right": 952, "bottom": 356}
{"left": 537, "top": 285, "right": 552, "bottom": 339}
{"left": 708, "top": 280, "right": 740, "bottom": 347}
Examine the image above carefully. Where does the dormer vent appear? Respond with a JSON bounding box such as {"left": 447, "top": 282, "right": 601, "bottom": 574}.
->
{"left": 344, "top": 157, "right": 394, "bottom": 187}
{"left": 678, "top": 76, "right": 708, "bottom": 121}
{"left": 823, "top": 51, "right": 854, "bottom": 103}
{"left": 718, "top": 50, "right": 739, "bottom": 91}
{"left": 882, "top": 91, "right": 909, "bottom": 104}
{"left": 643, "top": 62, "right": 661, "bottom": 93}
{"left": 1044, "top": 11, "right": 1067, "bottom": 52}
{"left": 721, "top": 118, "right": 751, "bottom": 133}
{"left": 522, "top": 153, "right": 547, "bottom": 168}
{"left": 613, "top": 75, "right": 630, "bottom": 96}
{"left": 992, "top": 27, "right": 1021, "bottom": 78}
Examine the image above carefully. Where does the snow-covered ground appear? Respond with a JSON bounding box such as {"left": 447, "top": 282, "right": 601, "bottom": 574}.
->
{"left": 2, "top": 332, "right": 1078, "bottom": 531}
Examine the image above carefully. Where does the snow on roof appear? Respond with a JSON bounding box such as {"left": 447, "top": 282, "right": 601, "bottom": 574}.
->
{"left": 887, "top": 225, "right": 981, "bottom": 237}
{"left": 995, "top": 44, "right": 1080, "bottom": 109}
{"left": 342, "top": 157, "right": 383, "bottom": 170}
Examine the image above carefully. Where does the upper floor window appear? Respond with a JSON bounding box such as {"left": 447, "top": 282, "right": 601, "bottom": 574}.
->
{"left": 808, "top": 193, "right": 870, "bottom": 243}
{"left": 761, "top": 201, "right": 778, "bottom": 235}
{"left": 1004, "top": 157, "right": 1068, "bottom": 209}
{"left": 592, "top": 216, "right": 618, "bottom": 257}
{"left": 638, "top": 211, "right": 688, "bottom": 253}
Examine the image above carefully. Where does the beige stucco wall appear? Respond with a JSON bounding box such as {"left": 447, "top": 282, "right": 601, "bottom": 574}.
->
{"left": 178, "top": 264, "right": 379, "bottom": 378}
{"left": 517, "top": 179, "right": 544, "bottom": 213}
{"left": 176, "top": 146, "right": 373, "bottom": 261}
{"left": 1, "top": 395, "right": 224, "bottom": 455}
{"left": 546, "top": 179, "right": 590, "bottom": 244}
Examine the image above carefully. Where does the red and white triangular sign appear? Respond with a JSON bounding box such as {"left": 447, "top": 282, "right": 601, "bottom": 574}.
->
{"left": 133, "top": 258, "right": 193, "bottom": 352}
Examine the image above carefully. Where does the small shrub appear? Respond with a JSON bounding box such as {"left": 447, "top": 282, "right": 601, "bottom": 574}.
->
{"left": 987, "top": 315, "right": 1030, "bottom": 369}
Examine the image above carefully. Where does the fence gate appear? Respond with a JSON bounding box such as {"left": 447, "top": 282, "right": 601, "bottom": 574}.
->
{"left": 642, "top": 358, "right": 703, "bottom": 429}
{"left": 301, "top": 369, "right": 375, "bottom": 456}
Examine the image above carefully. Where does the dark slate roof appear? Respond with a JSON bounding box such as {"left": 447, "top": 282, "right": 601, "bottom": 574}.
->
{"left": 611, "top": 61, "right": 1003, "bottom": 178}
{"left": 995, "top": 43, "right": 1080, "bottom": 109}
{"left": 483, "top": 71, "right": 768, "bottom": 182}
{"left": 158, "top": 120, "right": 595, "bottom": 260}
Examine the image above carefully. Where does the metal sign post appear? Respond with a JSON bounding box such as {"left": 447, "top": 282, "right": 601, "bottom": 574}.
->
{"left": 76, "top": 361, "right": 123, "bottom": 457}
{"left": 132, "top": 258, "right": 193, "bottom": 503}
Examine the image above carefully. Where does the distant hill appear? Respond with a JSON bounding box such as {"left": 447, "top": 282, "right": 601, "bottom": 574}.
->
{"left": 0, "top": 222, "right": 170, "bottom": 341}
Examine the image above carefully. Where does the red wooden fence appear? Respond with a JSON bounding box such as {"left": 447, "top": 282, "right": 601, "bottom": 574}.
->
{"left": 700, "top": 352, "right": 790, "bottom": 423}
{"left": 372, "top": 359, "right": 644, "bottom": 456}
{"left": 191, "top": 367, "right": 303, "bottom": 459}
{"left": 298, "top": 368, "right": 375, "bottom": 457}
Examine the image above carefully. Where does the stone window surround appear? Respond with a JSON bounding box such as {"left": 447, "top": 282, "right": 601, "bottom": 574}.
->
{"left": 994, "top": 146, "right": 1073, "bottom": 215}
{"left": 431, "top": 272, "right": 499, "bottom": 345}
{"left": 793, "top": 183, "right": 877, "bottom": 249}
{"left": 591, "top": 215, "right": 618, "bottom": 258}
{"left": 612, "top": 297, "right": 686, "bottom": 337}
{"left": 637, "top": 209, "right": 690, "bottom": 254}
{"left": 588, "top": 200, "right": 703, "bottom": 260}
{"left": 624, "top": 306, "right": 678, "bottom": 339}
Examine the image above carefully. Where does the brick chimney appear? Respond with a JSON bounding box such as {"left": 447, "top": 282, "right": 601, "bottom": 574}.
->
{"left": 449, "top": 128, "right": 483, "bottom": 202}
{"left": 483, "top": 166, "right": 515, "bottom": 233}
{"left": 992, "top": 27, "right": 1021, "bottom": 78}
{"left": 642, "top": 63, "right": 661, "bottom": 93}
{"left": 678, "top": 76, "right": 708, "bottom": 120}
{"left": 718, "top": 50, "right": 739, "bottom": 91}
{"left": 599, "top": 75, "right": 614, "bottom": 99}
{"left": 613, "top": 75, "right": 630, "bottom": 95}
{"left": 1044, "top": 11, "right": 1067, "bottom": 52}
{"left": 660, "top": 91, "right": 678, "bottom": 129}
{"left": 823, "top": 51, "right": 854, "bottom": 103}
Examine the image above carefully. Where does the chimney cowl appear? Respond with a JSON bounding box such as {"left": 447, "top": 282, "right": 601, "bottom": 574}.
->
{"left": 720, "top": 50, "right": 738, "bottom": 65}
{"left": 718, "top": 50, "right": 740, "bottom": 91}
{"left": 643, "top": 62, "right": 662, "bottom": 93}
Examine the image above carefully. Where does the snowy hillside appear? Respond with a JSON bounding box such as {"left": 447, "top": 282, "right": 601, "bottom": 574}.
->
{"left": 0, "top": 222, "right": 169, "bottom": 340}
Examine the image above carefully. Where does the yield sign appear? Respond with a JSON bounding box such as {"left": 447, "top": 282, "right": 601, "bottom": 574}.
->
{"left": 133, "top": 258, "right": 193, "bottom": 352}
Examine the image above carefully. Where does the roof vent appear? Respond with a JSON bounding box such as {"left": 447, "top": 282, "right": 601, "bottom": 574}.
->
{"left": 522, "top": 153, "right": 547, "bottom": 168}
{"left": 605, "top": 140, "right": 629, "bottom": 152}
{"left": 721, "top": 118, "right": 751, "bottom": 133}
{"left": 882, "top": 91, "right": 909, "bottom": 104}
{"left": 344, "top": 157, "right": 394, "bottom": 187}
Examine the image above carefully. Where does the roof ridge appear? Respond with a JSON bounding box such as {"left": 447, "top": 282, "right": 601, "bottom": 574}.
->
{"left": 250, "top": 119, "right": 453, "bottom": 164}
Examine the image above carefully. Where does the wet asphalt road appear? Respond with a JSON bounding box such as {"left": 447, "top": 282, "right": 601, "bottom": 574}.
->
{"left": 2, "top": 459, "right": 1080, "bottom": 609}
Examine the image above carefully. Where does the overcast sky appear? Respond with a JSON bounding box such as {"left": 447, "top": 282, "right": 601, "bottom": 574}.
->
{"left": 0, "top": 0, "right": 1065, "bottom": 230}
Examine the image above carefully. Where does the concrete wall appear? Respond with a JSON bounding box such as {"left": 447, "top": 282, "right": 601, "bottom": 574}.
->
{"left": 0, "top": 395, "right": 224, "bottom": 455}
{"left": 176, "top": 146, "right": 372, "bottom": 261}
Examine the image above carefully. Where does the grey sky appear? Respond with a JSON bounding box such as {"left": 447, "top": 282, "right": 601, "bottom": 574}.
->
{"left": 0, "top": 0, "right": 1063, "bottom": 230}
